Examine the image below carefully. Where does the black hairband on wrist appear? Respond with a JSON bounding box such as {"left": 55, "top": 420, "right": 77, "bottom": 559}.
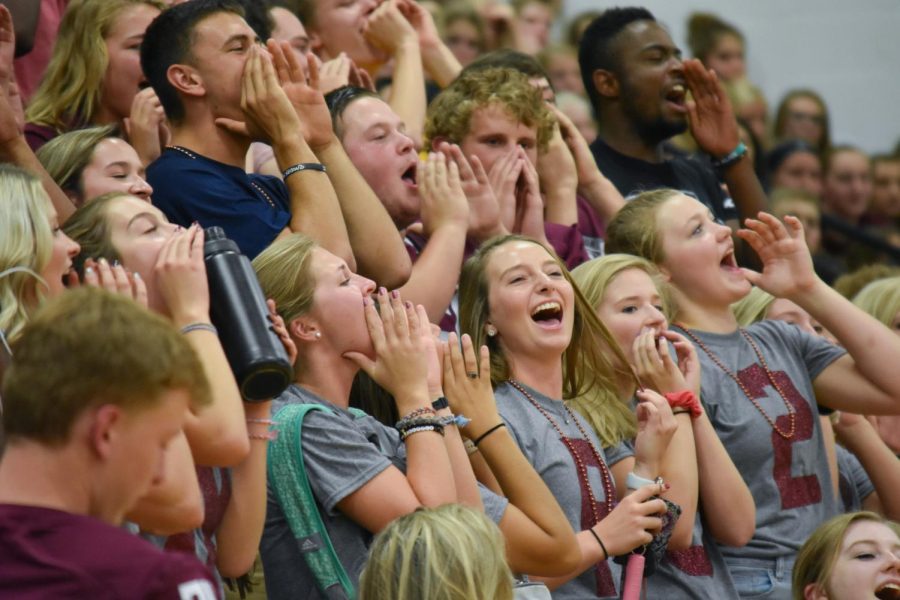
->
{"left": 283, "top": 162, "right": 327, "bottom": 180}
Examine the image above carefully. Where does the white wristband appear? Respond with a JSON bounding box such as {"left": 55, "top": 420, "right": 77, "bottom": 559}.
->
{"left": 626, "top": 471, "right": 657, "bottom": 491}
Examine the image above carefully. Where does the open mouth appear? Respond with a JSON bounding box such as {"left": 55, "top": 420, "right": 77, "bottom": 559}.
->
{"left": 719, "top": 249, "right": 739, "bottom": 271}
{"left": 876, "top": 583, "right": 900, "bottom": 600}
{"left": 401, "top": 165, "right": 417, "bottom": 188}
{"left": 664, "top": 84, "right": 687, "bottom": 111}
{"left": 531, "top": 301, "right": 563, "bottom": 327}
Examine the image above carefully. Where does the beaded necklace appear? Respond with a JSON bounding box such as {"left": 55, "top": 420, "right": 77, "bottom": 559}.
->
{"left": 676, "top": 326, "right": 796, "bottom": 440}
{"left": 507, "top": 380, "right": 616, "bottom": 522}
{"left": 165, "top": 145, "right": 277, "bottom": 209}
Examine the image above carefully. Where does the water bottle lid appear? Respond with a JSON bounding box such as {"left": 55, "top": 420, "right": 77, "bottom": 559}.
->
{"left": 203, "top": 226, "right": 240, "bottom": 258}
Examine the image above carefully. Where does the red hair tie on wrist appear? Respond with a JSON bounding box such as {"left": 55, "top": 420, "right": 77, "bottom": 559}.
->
{"left": 664, "top": 390, "right": 702, "bottom": 419}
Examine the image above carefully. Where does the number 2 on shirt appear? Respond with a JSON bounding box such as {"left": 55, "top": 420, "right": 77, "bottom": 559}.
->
{"left": 737, "top": 363, "right": 821, "bottom": 509}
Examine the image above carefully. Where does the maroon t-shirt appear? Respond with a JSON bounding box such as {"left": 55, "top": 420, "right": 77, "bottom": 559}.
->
{"left": 0, "top": 504, "right": 218, "bottom": 599}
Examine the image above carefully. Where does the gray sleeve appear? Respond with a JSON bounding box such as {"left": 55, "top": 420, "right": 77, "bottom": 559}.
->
{"left": 478, "top": 483, "right": 510, "bottom": 525}
{"left": 780, "top": 320, "right": 847, "bottom": 381}
{"left": 838, "top": 446, "right": 875, "bottom": 505}
{"left": 300, "top": 409, "right": 393, "bottom": 515}
{"left": 604, "top": 439, "right": 635, "bottom": 468}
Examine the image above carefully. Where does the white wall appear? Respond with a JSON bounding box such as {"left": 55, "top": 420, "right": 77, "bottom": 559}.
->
{"left": 561, "top": 0, "right": 900, "bottom": 154}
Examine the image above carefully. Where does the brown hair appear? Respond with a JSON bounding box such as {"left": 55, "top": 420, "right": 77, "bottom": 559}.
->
{"left": 424, "top": 67, "right": 556, "bottom": 153}
{"left": 773, "top": 89, "right": 832, "bottom": 155}
{"left": 793, "top": 511, "right": 900, "bottom": 600}
{"left": 686, "top": 12, "right": 744, "bottom": 64}
{"left": 457, "top": 235, "right": 633, "bottom": 403}
{"left": 61, "top": 192, "right": 126, "bottom": 275}
{"left": 2, "top": 287, "right": 210, "bottom": 444}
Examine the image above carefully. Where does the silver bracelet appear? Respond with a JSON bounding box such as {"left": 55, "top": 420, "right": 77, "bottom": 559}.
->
{"left": 180, "top": 322, "right": 218, "bottom": 336}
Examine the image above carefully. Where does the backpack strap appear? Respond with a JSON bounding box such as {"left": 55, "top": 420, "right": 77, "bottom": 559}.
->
{"left": 269, "top": 403, "right": 355, "bottom": 599}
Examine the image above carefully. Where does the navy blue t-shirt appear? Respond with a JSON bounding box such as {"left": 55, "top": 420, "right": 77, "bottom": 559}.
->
{"left": 147, "top": 147, "right": 290, "bottom": 258}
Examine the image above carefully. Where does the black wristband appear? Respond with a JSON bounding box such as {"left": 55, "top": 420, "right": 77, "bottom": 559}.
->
{"left": 431, "top": 396, "right": 449, "bottom": 411}
{"left": 283, "top": 162, "right": 327, "bottom": 180}
{"left": 473, "top": 422, "right": 505, "bottom": 446}
{"left": 589, "top": 528, "right": 608, "bottom": 560}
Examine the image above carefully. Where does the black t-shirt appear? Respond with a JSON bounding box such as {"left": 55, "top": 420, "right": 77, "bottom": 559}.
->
{"left": 590, "top": 138, "right": 738, "bottom": 224}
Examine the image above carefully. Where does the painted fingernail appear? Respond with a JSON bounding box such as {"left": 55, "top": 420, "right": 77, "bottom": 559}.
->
{"left": 665, "top": 483, "right": 672, "bottom": 490}
{"left": 85, "top": 266, "right": 94, "bottom": 275}
{"left": 379, "top": 287, "right": 387, "bottom": 295}
{"left": 112, "top": 259, "right": 120, "bottom": 267}
{"left": 363, "top": 296, "right": 369, "bottom": 306}
{"left": 99, "top": 257, "right": 108, "bottom": 265}
{"left": 133, "top": 272, "right": 141, "bottom": 280}
{"left": 404, "top": 301, "right": 412, "bottom": 309}
{"left": 391, "top": 289, "right": 399, "bottom": 299}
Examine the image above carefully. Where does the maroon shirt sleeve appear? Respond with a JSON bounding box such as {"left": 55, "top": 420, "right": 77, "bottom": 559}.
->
{"left": 544, "top": 222, "right": 589, "bottom": 269}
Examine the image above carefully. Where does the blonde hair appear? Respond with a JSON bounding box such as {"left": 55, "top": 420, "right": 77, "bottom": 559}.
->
{"left": 605, "top": 189, "right": 683, "bottom": 266}
{"left": 36, "top": 125, "right": 121, "bottom": 204}
{"left": 252, "top": 234, "right": 319, "bottom": 373}
{"left": 0, "top": 166, "right": 55, "bottom": 342}
{"left": 833, "top": 264, "right": 900, "bottom": 300}
{"left": 852, "top": 276, "right": 900, "bottom": 328}
{"left": 25, "top": 0, "right": 165, "bottom": 132}
{"left": 793, "top": 511, "right": 900, "bottom": 600}
{"left": 458, "top": 235, "right": 633, "bottom": 418}
{"left": 731, "top": 286, "right": 776, "bottom": 327}
{"left": 359, "top": 504, "right": 514, "bottom": 600}
{"left": 570, "top": 254, "right": 673, "bottom": 446}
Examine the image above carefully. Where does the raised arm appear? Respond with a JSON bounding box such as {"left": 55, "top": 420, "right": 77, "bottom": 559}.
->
{"left": 684, "top": 59, "right": 767, "bottom": 223}
{"left": 442, "top": 334, "right": 580, "bottom": 577}
{"left": 834, "top": 412, "right": 900, "bottom": 522}
{"left": 0, "top": 7, "right": 75, "bottom": 221}
{"left": 156, "top": 225, "right": 250, "bottom": 467}
{"left": 338, "top": 290, "right": 457, "bottom": 532}
{"left": 398, "top": 0, "right": 462, "bottom": 88}
{"left": 395, "top": 152, "right": 469, "bottom": 324}
{"left": 738, "top": 213, "right": 900, "bottom": 415}
{"left": 364, "top": 0, "right": 426, "bottom": 145}
{"left": 217, "top": 42, "right": 353, "bottom": 266}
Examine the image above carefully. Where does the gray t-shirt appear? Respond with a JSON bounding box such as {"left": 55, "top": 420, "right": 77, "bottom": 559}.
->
{"left": 495, "top": 382, "right": 628, "bottom": 599}
{"left": 261, "top": 384, "right": 508, "bottom": 600}
{"left": 676, "top": 321, "right": 845, "bottom": 562}
{"left": 836, "top": 445, "right": 875, "bottom": 513}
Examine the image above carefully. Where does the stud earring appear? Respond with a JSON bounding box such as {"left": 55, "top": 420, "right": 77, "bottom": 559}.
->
{"left": 314, "top": 332, "right": 321, "bottom": 339}
{"left": 486, "top": 325, "right": 497, "bottom": 337}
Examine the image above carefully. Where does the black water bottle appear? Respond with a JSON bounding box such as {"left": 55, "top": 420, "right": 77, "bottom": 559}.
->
{"left": 204, "top": 227, "right": 292, "bottom": 401}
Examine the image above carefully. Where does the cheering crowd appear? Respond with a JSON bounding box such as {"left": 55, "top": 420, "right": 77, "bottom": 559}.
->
{"left": 1, "top": 0, "right": 900, "bottom": 599}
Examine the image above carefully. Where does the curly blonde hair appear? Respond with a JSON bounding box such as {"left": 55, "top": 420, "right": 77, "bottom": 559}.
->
{"left": 424, "top": 67, "right": 556, "bottom": 153}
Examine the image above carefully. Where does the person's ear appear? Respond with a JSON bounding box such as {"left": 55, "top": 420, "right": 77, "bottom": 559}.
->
{"left": 592, "top": 69, "right": 619, "bottom": 100}
{"left": 308, "top": 30, "right": 324, "bottom": 55}
{"left": 167, "top": 64, "right": 206, "bottom": 98}
{"left": 803, "top": 582, "right": 827, "bottom": 600}
{"left": 89, "top": 404, "right": 123, "bottom": 461}
{"left": 656, "top": 262, "right": 672, "bottom": 282}
{"left": 289, "top": 316, "right": 321, "bottom": 342}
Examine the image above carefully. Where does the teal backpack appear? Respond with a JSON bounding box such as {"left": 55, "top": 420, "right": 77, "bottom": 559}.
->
{"left": 268, "top": 403, "right": 367, "bottom": 600}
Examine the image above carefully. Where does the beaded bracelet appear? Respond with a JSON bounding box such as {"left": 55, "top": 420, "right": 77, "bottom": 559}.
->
{"left": 249, "top": 429, "right": 278, "bottom": 441}
{"left": 396, "top": 416, "right": 445, "bottom": 439}
{"left": 397, "top": 406, "right": 436, "bottom": 423}
{"left": 463, "top": 439, "right": 479, "bottom": 456}
{"left": 711, "top": 141, "right": 747, "bottom": 170}
{"left": 400, "top": 425, "right": 441, "bottom": 441}
{"left": 180, "top": 322, "right": 217, "bottom": 336}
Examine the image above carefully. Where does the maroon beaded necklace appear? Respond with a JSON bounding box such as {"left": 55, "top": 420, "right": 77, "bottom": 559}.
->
{"left": 676, "top": 326, "right": 797, "bottom": 440}
{"left": 507, "top": 380, "right": 616, "bottom": 522}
